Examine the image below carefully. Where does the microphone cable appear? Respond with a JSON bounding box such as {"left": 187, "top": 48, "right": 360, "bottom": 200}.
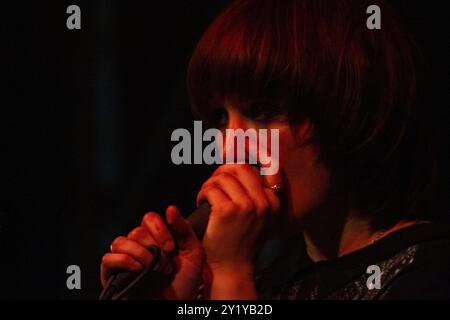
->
{"left": 99, "top": 245, "right": 161, "bottom": 300}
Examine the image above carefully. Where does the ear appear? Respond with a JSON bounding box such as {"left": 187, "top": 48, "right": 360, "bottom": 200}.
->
{"left": 294, "top": 118, "right": 314, "bottom": 145}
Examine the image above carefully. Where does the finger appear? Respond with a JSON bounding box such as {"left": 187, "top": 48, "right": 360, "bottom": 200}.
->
{"left": 213, "top": 165, "right": 271, "bottom": 215}
{"left": 196, "top": 183, "right": 230, "bottom": 209}
{"left": 110, "top": 236, "right": 154, "bottom": 268}
{"left": 215, "top": 160, "right": 283, "bottom": 194}
{"left": 235, "top": 163, "right": 285, "bottom": 216}
{"left": 100, "top": 253, "right": 143, "bottom": 287}
{"left": 201, "top": 172, "right": 254, "bottom": 212}
{"left": 166, "top": 205, "right": 202, "bottom": 252}
{"left": 213, "top": 164, "right": 262, "bottom": 185}
{"left": 126, "top": 227, "right": 172, "bottom": 273}
{"left": 141, "top": 212, "right": 176, "bottom": 253}
{"left": 127, "top": 226, "right": 155, "bottom": 247}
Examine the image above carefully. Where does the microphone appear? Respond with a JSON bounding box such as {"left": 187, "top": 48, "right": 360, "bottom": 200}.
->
{"left": 186, "top": 202, "right": 211, "bottom": 239}
{"left": 99, "top": 202, "right": 211, "bottom": 300}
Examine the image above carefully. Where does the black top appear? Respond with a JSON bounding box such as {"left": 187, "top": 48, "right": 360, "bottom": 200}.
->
{"left": 255, "top": 223, "right": 450, "bottom": 299}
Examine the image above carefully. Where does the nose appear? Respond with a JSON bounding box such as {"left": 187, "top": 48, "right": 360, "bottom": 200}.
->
{"left": 221, "top": 110, "right": 256, "bottom": 164}
{"left": 226, "top": 109, "right": 250, "bottom": 131}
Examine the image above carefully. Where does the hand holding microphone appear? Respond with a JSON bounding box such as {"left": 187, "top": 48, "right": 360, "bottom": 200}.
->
{"left": 100, "top": 164, "right": 284, "bottom": 300}
{"left": 100, "top": 205, "right": 206, "bottom": 300}
{"left": 195, "top": 164, "right": 283, "bottom": 299}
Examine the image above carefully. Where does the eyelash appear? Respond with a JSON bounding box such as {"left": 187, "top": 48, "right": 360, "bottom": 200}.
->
{"left": 248, "top": 103, "right": 280, "bottom": 122}
{"left": 211, "top": 109, "right": 228, "bottom": 128}
{"left": 210, "top": 103, "right": 281, "bottom": 127}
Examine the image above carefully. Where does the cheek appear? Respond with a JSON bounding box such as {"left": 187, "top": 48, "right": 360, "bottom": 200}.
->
{"left": 281, "top": 143, "right": 332, "bottom": 224}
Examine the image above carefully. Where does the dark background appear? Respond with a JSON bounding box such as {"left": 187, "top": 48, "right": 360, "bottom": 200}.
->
{"left": 1, "top": 1, "right": 448, "bottom": 299}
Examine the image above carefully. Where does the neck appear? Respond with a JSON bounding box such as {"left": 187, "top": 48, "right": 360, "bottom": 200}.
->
{"left": 302, "top": 211, "right": 373, "bottom": 262}
{"left": 302, "top": 208, "right": 428, "bottom": 262}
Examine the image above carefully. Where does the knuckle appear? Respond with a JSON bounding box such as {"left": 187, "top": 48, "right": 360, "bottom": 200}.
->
{"left": 230, "top": 163, "right": 242, "bottom": 170}
{"left": 143, "top": 212, "right": 159, "bottom": 225}
{"left": 201, "top": 180, "right": 215, "bottom": 191}
{"left": 101, "top": 254, "right": 110, "bottom": 265}
{"left": 119, "top": 254, "right": 133, "bottom": 265}
{"left": 256, "top": 199, "right": 270, "bottom": 215}
{"left": 215, "top": 164, "right": 236, "bottom": 176}
{"left": 215, "top": 203, "right": 229, "bottom": 215}
{"left": 219, "top": 171, "right": 235, "bottom": 182}
{"left": 240, "top": 201, "right": 255, "bottom": 213}
{"left": 223, "top": 203, "right": 239, "bottom": 214}
{"left": 127, "top": 227, "right": 142, "bottom": 240}
{"left": 217, "top": 171, "right": 231, "bottom": 178}
{"left": 233, "top": 163, "right": 252, "bottom": 176}
{"left": 202, "top": 183, "right": 217, "bottom": 195}
{"left": 215, "top": 164, "right": 228, "bottom": 174}
{"left": 111, "top": 236, "right": 126, "bottom": 250}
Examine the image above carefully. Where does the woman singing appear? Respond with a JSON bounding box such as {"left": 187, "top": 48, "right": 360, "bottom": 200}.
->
{"left": 100, "top": 0, "right": 450, "bottom": 299}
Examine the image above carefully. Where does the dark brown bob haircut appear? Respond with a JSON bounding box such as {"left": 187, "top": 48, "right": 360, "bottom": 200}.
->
{"left": 187, "top": 0, "right": 436, "bottom": 228}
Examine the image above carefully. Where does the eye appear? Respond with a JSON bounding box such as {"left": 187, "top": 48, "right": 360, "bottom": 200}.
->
{"left": 248, "top": 102, "right": 281, "bottom": 122}
{"left": 210, "top": 108, "right": 228, "bottom": 128}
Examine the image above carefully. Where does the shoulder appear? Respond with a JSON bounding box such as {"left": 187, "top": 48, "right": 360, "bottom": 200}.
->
{"left": 378, "top": 224, "right": 450, "bottom": 299}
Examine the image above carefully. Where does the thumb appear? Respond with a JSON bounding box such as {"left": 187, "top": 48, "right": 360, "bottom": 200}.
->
{"left": 166, "top": 205, "right": 201, "bottom": 253}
